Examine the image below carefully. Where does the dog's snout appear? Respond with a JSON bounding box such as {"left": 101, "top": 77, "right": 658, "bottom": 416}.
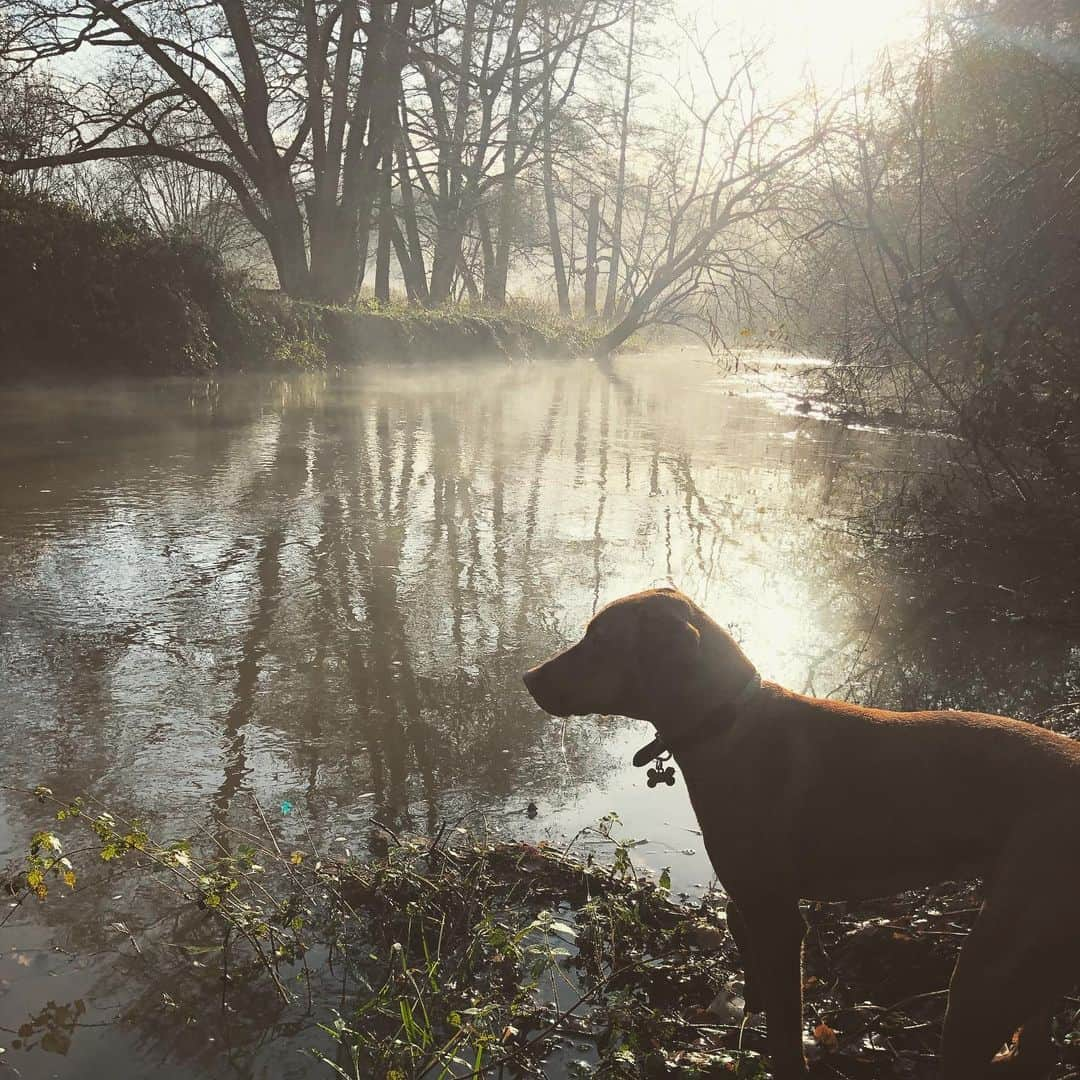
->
{"left": 522, "top": 663, "right": 551, "bottom": 705}
{"left": 522, "top": 659, "right": 572, "bottom": 717}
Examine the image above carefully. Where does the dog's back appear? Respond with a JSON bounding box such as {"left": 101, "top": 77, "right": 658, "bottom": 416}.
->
{"left": 685, "top": 683, "right": 1080, "bottom": 901}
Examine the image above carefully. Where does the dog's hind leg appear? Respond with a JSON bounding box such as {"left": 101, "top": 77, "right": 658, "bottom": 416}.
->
{"left": 945, "top": 987, "right": 1057, "bottom": 1080}
{"left": 942, "top": 817, "right": 1079, "bottom": 1080}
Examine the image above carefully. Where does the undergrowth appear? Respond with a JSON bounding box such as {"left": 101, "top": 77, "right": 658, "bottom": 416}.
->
{"left": 1, "top": 792, "right": 763, "bottom": 1078}
{"left": 4, "top": 786, "right": 1080, "bottom": 1078}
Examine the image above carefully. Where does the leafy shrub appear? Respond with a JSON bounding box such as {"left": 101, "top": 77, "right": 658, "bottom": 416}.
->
{"left": 0, "top": 187, "right": 283, "bottom": 378}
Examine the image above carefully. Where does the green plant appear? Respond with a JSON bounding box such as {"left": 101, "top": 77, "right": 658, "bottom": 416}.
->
{"left": 3, "top": 787, "right": 764, "bottom": 1078}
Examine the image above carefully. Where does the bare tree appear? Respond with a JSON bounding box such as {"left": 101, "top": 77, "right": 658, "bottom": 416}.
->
{"left": 592, "top": 42, "right": 826, "bottom": 356}
{"left": 583, "top": 188, "right": 600, "bottom": 315}
{"left": 540, "top": 1, "right": 571, "bottom": 314}
{"left": 0, "top": 69, "right": 67, "bottom": 195}
{"left": 0, "top": 0, "right": 415, "bottom": 302}
{"left": 793, "top": 0, "right": 1080, "bottom": 502}
{"left": 483, "top": 1, "right": 526, "bottom": 304}
{"left": 399, "top": 0, "right": 618, "bottom": 307}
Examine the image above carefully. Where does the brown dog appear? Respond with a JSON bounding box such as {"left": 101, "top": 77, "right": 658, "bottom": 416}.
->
{"left": 523, "top": 587, "right": 1080, "bottom": 1079}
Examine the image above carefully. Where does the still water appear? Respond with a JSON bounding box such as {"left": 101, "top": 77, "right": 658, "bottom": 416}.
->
{"left": 1, "top": 351, "right": 1076, "bottom": 1077}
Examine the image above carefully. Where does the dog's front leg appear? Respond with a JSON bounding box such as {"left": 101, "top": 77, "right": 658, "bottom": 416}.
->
{"left": 725, "top": 900, "right": 764, "bottom": 1014}
{"left": 734, "top": 895, "right": 809, "bottom": 1079}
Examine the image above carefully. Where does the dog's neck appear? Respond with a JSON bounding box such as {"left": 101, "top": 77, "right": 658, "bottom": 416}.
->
{"left": 692, "top": 610, "right": 759, "bottom": 703}
{"left": 632, "top": 668, "right": 762, "bottom": 767}
{"left": 632, "top": 611, "right": 762, "bottom": 768}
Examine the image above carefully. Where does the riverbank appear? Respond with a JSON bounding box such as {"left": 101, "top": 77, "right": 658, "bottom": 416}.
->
{"left": 7, "top": 789, "right": 1080, "bottom": 1079}
{"left": 265, "top": 293, "right": 600, "bottom": 370}
{"left": 776, "top": 355, "right": 1080, "bottom": 627}
{"left": 0, "top": 189, "right": 597, "bottom": 381}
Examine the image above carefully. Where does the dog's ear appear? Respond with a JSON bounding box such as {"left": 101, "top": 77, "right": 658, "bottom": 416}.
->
{"left": 644, "top": 611, "right": 701, "bottom": 668}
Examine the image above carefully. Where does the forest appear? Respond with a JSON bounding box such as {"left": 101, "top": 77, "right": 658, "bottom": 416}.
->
{"left": 2, "top": 0, "right": 815, "bottom": 360}
{"left": 1, "top": 0, "right": 1077, "bottom": 519}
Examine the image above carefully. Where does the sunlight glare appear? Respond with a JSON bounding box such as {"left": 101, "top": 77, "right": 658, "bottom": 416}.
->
{"left": 677, "top": 0, "right": 926, "bottom": 95}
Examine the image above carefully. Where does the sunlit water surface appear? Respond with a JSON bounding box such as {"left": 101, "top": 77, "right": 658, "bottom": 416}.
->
{"left": 1, "top": 350, "right": 1076, "bottom": 1077}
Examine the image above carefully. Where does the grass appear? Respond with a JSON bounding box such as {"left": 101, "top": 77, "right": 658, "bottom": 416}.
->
{"left": 338, "top": 294, "right": 605, "bottom": 362}
{"left": 232, "top": 292, "right": 609, "bottom": 371}
{"left": 1, "top": 791, "right": 763, "bottom": 1077}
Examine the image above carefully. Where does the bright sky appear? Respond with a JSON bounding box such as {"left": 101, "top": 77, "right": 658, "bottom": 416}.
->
{"left": 674, "top": 0, "right": 928, "bottom": 98}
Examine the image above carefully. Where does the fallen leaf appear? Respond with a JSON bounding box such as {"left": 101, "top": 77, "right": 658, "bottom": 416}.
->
{"left": 813, "top": 1022, "right": 839, "bottom": 1051}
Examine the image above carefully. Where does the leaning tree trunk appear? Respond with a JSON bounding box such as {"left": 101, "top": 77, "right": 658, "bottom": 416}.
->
{"left": 592, "top": 260, "right": 676, "bottom": 357}
{"left": 591, "top": 303, "right": 646, "bottom": 357}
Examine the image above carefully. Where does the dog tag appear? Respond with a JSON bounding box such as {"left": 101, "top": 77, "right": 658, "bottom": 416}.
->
{"left": 646, "top": 756, "right": 677, "bottom": 788}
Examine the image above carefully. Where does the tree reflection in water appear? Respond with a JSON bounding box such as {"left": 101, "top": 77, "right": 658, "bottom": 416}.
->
{"left": 0, "top": 353, "right": 1077, "bottom": 1077}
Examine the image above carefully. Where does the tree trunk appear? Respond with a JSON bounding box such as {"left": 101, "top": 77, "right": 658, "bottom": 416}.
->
{"left": 429, "top": 216, "right": 464, "bottom": 305}
{"left": 487, "top": 36, "right": 523, "bottom": 305}
{"left": 390, "top": 222, "right": 423, "bottom": 301}
{"left": 584, "top": 190, "right": 600, "bottom": 317}
{"left": 375, "top": 147, "right": 393, "bottom": 302}
{"left": 477, "top": 206, "right": 496, "bottom": 298}
{"left": 311, "top": 0, "right": 413, "bottom": 305}
{"left": 428, "top": 0, "right": 477, "bottom": 306}
{"left": 619, "top": 181, "right": 653, "bottom": 316}
{"left": 253, "top": 165, "right": 313, "bottom": 297}
{"left": 266, "top": 217, "right": 313, "bottom": 298}
{"left": 603, "top": 0, "right": 635, "bottom": 320}
{"left": 395, "top": 135, "right": 429, "bottom": 304}
{"left": 542, "top": 4, "right": 571, "bottom": 316}
{"left": 593, "top": 261, "right": 674, "bottom": 357}
{"left": 459, "top": 252, "right": 481, "bottom": 301}
{"left": 592, "top": 305, "right": 644, "bottom": 357}
{"left": 543, "top": 152, "right": 571, "bottom": 316}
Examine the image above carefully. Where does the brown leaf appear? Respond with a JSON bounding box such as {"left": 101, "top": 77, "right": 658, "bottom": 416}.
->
{"left": 813, "top": 1022, "right": 839, "bottom": 1051}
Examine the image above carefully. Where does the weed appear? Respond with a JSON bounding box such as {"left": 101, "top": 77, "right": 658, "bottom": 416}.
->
{"left": 8, "top": 786, "right": 1077, "bottom": 1077}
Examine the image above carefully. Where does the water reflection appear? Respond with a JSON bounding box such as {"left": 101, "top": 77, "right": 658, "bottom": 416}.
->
{"left": 1, "top": 352, "right": 1077, "bottom": 1077}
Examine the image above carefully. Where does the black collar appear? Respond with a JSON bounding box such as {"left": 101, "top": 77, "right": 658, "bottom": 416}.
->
{"left": 632, "top": 672, "right": 762, "bottom": 768}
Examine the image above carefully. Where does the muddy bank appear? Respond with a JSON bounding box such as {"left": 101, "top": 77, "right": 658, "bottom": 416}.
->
{"left": 1, "top": 282, "right": 594, "bottom": 381}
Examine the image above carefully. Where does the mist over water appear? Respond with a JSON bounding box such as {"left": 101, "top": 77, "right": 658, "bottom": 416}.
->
{"left": 1, "top": 351, "right": 1075, "bottom": 1078}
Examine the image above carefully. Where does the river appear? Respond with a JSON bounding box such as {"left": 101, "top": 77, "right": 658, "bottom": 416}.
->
{"left": 1, "top": 350, "right": 1076, "bottom": 1077}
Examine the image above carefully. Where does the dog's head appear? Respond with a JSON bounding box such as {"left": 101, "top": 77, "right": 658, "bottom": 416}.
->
{"left": 522, "top": 587, "right": 754, "bottom": 733}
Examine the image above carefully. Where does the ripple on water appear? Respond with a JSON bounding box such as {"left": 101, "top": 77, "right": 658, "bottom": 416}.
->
{"left": 0, "top": 354, "right": 1075, "bottom": 1078}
